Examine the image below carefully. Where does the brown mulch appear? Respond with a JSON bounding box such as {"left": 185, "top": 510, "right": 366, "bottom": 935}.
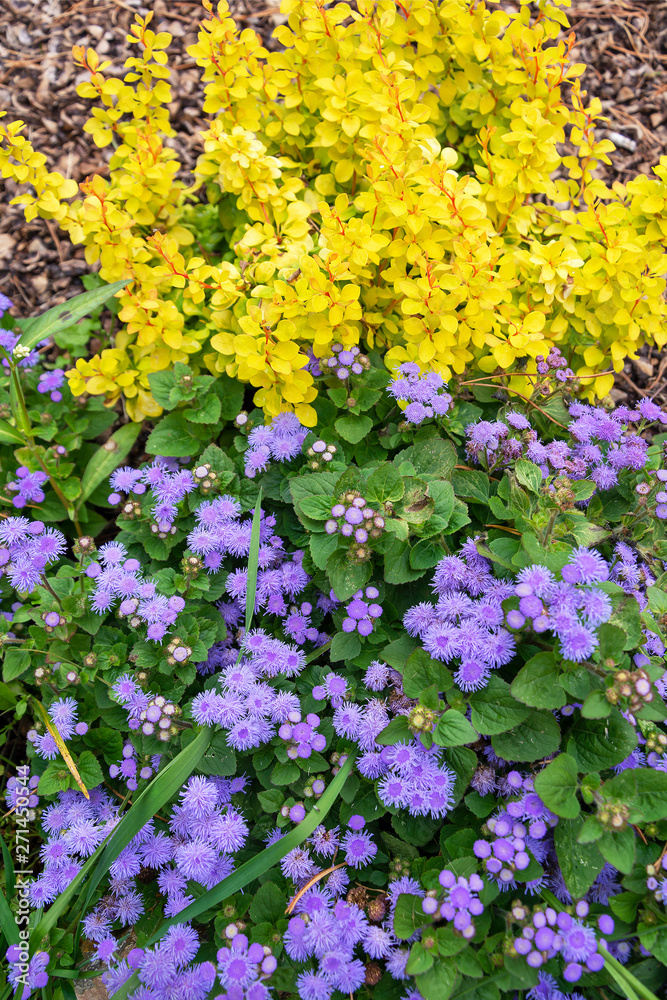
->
{"left": 0, "top": 0, "right": 284, "bottom": 316}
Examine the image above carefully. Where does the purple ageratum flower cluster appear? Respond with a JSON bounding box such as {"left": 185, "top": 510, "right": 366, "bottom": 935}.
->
{"left": 319, "top": 342, "right": 370, "bottom": 380}
{"left": 472, "top": 774, "right": 557, "bottom": 893}
{"left": 190, "top": 633, "right": 310, "bottom": 750}
{"left": 108, "top": 460, "right": 196, "bottom": 536}
{"left": 0, "top": 516, "right": 66, "bottom": 594}
{"left": 512, "top": 900, "right": 614, "bottom": 983}
{"left": 28, "top": 786, "right": 119, "bottom": 908}
{"left": 112, "top": 675, "right": 179, "bottom": 742}
{"left": 312, "top": 671, "right": 348, "bottom": 706}
{"left": 610, "top": 541, "right": 656, "bottom": 611}
{"left": 27, "top": 697, "right": 88, "bottom": 760}
{"left": 37, "top": 368, "right": 66, "bottom": 402}
{"left": 188, "top": 496, "right": 310, "bottom": 625}
{"left": 109, "top": 742, "right": 162, "bottom": 791}
{"left": 507, "top": 550, "right": 613, "bottom": 662}
{"left": 0, "top": 327, "right": 45, "bottom": 369}
{"left": 421, "top": 869, "right": 484, "bottom": 938}
{"left": 6, "top": 945, "right": 49, "bottom": 997}
{"left": 279, "top": 712, "right": 327, "bottom": 760}
{"left": 324, "top": 493, "right": 385, "bottom": 547}
{"left": 535, "top": 346, "right": 574, "bottom": 381}
{"left": 243, "top": 411, "right": 309, "bottom": 478}
{"left": 361, "top": 735, "right": 456, "bottom": 819}
{"left": 403, "top": 539, "right": 516, "bottom": 692}
{"left": 6, "top": 467, "right": 48, "bottom": 509}
{"left": 103, "top": 926, "right": 218, "bottom": 999}
{"left": 284, "top": 879, "right": 412, "bottom": 999}
{"left": 217, "top": 934, "right": 277, "bottom": 1000}
{"left": 342, "top": 586, "right": 382, "bottom": 636}
{"left": 85, "top": 540, "right": 186, "bottom": 642}
{"left": 465, "top": 399, "right": 659, "bottom": 489}
{"left": 387, "top": 361, "right": 453, "bottom": 424}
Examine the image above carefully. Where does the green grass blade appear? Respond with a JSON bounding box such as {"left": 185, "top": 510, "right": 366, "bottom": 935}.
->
{"left": 0, "top": 880, "right": 19, "bottom": 947}
{"left": 78, "top": 422, "right": 142, "bottom": 505}
{"left": 17, "top": 280, "right": 130, "bottom": 353}
{"left": 1, "top": 831, "right": 15, "bottom": 897}
{"left": 598, "top": 946, "right": 660, "bottom": 1000}
{"left": 111, "top": 752, "right": 357, "bottom": 1000}
{"left": 30, "top": 727, "right": 211, "bottom": 954}
{"left": 245, "top": 488, "right": 263, "bottom": 633}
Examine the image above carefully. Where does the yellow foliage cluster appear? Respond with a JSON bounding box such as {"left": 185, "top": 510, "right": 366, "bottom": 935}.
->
{"left": 2, "top": 0, "right": 667, "bottom": 422}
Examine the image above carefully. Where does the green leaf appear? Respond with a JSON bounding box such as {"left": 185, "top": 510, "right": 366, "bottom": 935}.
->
{"left": 554, "top": 815, "right": 604, "bottom": 899}
{"left": 38, "top": 761, "right": 73, "bottom": 796}
{"left": 18, "top": 280, "right": 129, "bottom": 352}
{"left": 393, "top": 893, "right": 433, "bottom": 939}
{"left": 514, "top": 459, "right": 543, "bottom": 494}
{"left": 408, "top": 438, "right": 457, "bottom": 478}
{"left": 415, "top": 959, "right": 459, "bottom": 1000}
{"left": 451, "top": 470, "right": 489, "bottom": 505}
{"left": 257, "top": 789, "right": 284, "bottom": 812}
{"left": 76, "top": 751, "right": 104, "bottom": 789}
{"left": 376, "top": 717, "right": 411, "bottom": 746}
{"left": 597, "top": 827, "right": 636, "bottom": 875}
{"left": 185, "top": 393, "right": 221, "bottom": 424}
{"left": 2, "top": 648, "right": 31, "bottom": 682}
{"left": 510, "top": 652, "right": 566, "bottom": 710}
{"left": 198, "top": 733, "right": 237, "bottom": 778}
{"left": 571, "top": 479, "right": 597, "bottom": 501}
{"left": 0, "top": 859, "right": 19, "bottom": 945}
{"left": 407, "top": 943, "right": 434, "bottom": 975}
{"left": 383, "top": 538, "right": 425, "bottom": 585}
{"left": 445, "top": 747, "right": 478, "bottom": 805}
{"left": 580, "top": 689, "right": 612, "bottom": 719}
{"left": 534, "top": 754, "right": 580, "bottom": 818}
{"left": 299, "top": 495, "right": 334, "bottom": 520}
{"left": 469, "top": 676, "right": 530, "bottom": 736}
{"left": 147, "top": 370, "right": 176, "bottom": 408}
{"left": 567, "top": 710, "right": 637, "bottom": 771}
{"left": 491, "top": 712, "right": 561, "bottom": 763}
{"left": 249, "top": 881, "right": 285, "bottom": 925}
{"left": 326, "top": 548, "right": 372, "bottom": 601}
{"left": 602, "top": 769, "right": 667, "bottom": 823}
{"left": 145, "top": 413, "right": 204, "bottom": 457}
{"left": 309, "top": 532, "right": 339, "bottom": 570}
{"left": 410, "top": 538, "right": 446, "bottom": 570}
{"left": 334, "top": 414, "right": 373, "bottom": 443}
{"left": 0, "top": 419, "right": 24, "bottom": 445}
{"left": 382, "top": 635, "right": 417, "bottom": 671}
{"left": 434, "top": 710, "right": 478, "bottom": 747}
{"left": 402, "top": 648, "right": 452, "bottom": 698}
{"left": 78, "top": 422, "right": 142, "bottom": 504}
{"left": 271, "top": 762, "right": 300, "bottom": 785}
{"left": 330, "top": 630, "right": 362, "bottom": 662}
{"left": 212, "top": 373, "right": 245, "bottom": 419}
{"left": 366, "top": 463, "right": 405, "bottom": 503}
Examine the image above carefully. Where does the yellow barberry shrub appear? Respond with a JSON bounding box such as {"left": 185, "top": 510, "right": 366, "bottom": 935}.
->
{"left": 3, "top": 0, "right": 667, "bottom": 422}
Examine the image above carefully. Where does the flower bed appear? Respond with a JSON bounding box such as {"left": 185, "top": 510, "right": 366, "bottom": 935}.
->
{"left": 2, "top": 3, "right": 667, "bottom": 1000}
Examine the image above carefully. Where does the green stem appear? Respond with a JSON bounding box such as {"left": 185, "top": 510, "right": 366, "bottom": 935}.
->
{"left": 598, "top": 946, "right": 659, "bottom": 1000}
{"left": 541, "top": 507, "right": 558, "bottom": 546}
